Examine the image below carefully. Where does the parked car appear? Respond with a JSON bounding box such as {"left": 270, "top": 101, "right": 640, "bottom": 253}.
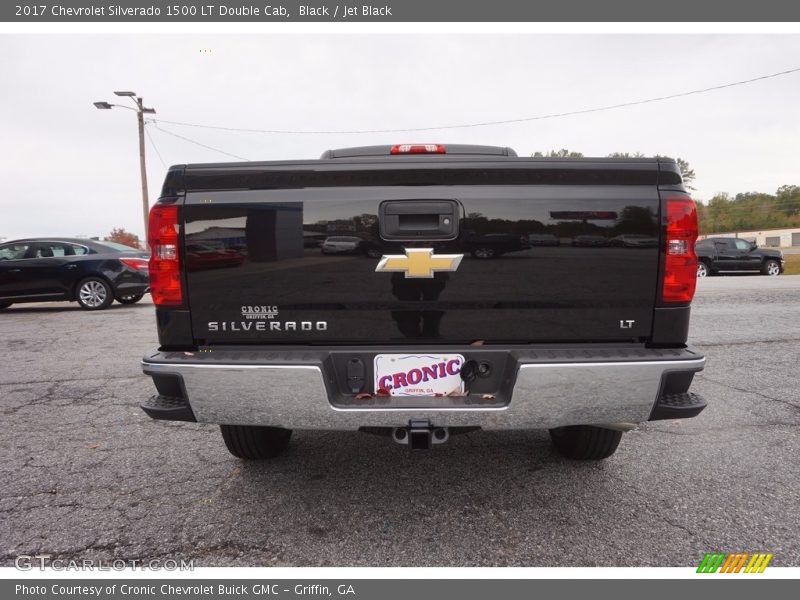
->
{"left": 527, "top": 233, "right": 560, "bottom": 247}
{"left": 572, "top": 235, "right": 609, "bottom": 247}
{"left": 321, "top": 236, "right": 364, "bottom": 255}
{"left": 695, "top": 237, "right": 784, "bottom": 277}
{"left": 0, "top": 238, "right": 149, "bottom": 310}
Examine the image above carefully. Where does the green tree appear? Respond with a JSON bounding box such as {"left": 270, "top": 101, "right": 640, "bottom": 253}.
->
{"left": 675, "top": 158, "right": 696, "bottom": 190}
{"left": 696, "top": 186, "right": 800, "bottom": 234}
{"left": 776, "top": 185, "right": 800, "bottom": 217}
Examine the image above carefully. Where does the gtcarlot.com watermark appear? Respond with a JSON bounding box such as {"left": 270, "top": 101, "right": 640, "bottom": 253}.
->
{"left": 15, "top": 554, "right": 194, "bottom": 571}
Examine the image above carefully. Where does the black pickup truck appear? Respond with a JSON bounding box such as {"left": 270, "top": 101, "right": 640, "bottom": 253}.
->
{"left": 695, "top": 237, "right": 785, "bottom": 277}
{"left": 141, "top": 144, "right": 706, "bottom": 461}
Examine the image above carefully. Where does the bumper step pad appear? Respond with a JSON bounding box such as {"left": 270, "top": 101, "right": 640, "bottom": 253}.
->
{"left": 141, "top": 394, "right": 196, "bottom": 422}
{"left": 650, "top": 392, "right": 707, "bottom": 421}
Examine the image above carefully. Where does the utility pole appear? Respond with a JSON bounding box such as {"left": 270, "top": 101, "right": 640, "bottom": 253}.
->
{"left": 94, "top": 91, "right": 156, "bottom": 241}
{"left": 135, "top": 96, "right": 150, "bottom": 241}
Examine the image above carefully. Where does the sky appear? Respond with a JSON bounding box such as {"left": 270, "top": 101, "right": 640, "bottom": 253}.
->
{"left": 1, "top": 33, "right": 799, "bottom": 241}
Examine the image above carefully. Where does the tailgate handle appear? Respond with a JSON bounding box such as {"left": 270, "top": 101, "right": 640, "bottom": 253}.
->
{"left": 379, "top": 200, "right": 459, "bottom": 240}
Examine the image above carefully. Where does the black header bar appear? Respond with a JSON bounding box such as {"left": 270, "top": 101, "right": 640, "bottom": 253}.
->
{"left": 4, "top": 0, "right": 800, "bottom": 22}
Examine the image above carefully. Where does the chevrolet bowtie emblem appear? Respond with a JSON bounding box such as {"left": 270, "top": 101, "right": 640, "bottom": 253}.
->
{"left": 375, "top": 248, "right": 464, "bottom": 279}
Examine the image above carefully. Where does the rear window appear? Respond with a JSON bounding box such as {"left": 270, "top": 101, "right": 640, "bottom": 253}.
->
{"left": 0, "top": 243, "right": 32, "bottom": 260}
{"left": 34, "top": 242, "right": 89, "bottom": 257}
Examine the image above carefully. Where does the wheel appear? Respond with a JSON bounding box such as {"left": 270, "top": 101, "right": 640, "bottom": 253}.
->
{"left": 472, "top": 247, "right": 496, "bottom": 259}
{"left": 220, "top": 424, "right": 292, "bottom": 460}
{"left": 116, "top": 293, "right": 145, "bottom": 305}
{"left": 762, "top": 259, "right": 781, "bottom": 276}
{"left": 0, "top": 302, "right": 11, "bottom": 309}
{"left": 548, "top": 425, "right": 623, "bottom": 460}
{"left": 696, "top": 262, "right": 710, "bottom": 277}
{"left": 76, "top": 277, "right": 114, "bottom": 310}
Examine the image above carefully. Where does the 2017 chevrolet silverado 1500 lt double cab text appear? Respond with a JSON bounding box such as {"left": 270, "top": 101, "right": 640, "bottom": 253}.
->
{"left": 140, "top": 144, "right": 707, "bottom": 461}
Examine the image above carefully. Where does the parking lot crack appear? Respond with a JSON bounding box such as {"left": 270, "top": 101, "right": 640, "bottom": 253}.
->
{"left": 701, "top": 376, "right": 800, "bottom": 410}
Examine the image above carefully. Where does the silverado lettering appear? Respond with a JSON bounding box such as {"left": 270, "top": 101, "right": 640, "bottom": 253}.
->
{"left": 141, "top": 144, "right": 707, "bottom": 459}
{"left": 208, "top": 321, "right": 327, "bottom": 332}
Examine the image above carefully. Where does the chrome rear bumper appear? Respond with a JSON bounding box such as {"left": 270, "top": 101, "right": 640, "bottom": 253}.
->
{"left": 141, "top": 346, "right": 705, "bottom": 430}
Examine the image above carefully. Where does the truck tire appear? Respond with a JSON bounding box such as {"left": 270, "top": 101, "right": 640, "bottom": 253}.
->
{"left": 76, "top": 277, "right": 114, "bottom": 310}
{"left": 220, "top": 424, "right": 292, "bottom": 460}
{"left": 548, "top": 425, "right": 622, "bottom": 460}
{"left": 697, "top": 261, "right": 711, "bottom": 277}
{"left": 762, "top": 259, "right": 781, "bottom": 276}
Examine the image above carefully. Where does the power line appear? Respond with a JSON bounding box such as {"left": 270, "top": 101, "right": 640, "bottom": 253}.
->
{"left": 151, "top": 65, "right": 800, "bottom": 135}
{"left": 151, "top": 121, "right": 250, "bottom": 161}
{"left": 144, "top": 124, "right": 168, "bottom": 170}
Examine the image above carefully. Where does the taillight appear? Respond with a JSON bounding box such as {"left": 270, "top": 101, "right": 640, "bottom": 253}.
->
{"left": 119, "top": 257, "right": 149, "bottom": 272}
{"left": 390, "top": 144, "right": 446, "bottom": 155}
{"left": 662, "top": 195, "right": 698, "bottom": 304}
{"left": 148, "top": 202, "right": 183, "bottom": 306}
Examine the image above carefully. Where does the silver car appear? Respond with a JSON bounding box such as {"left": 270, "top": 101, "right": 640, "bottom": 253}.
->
{"left": 320, "top": 236, "right": 363, "bottom": 254}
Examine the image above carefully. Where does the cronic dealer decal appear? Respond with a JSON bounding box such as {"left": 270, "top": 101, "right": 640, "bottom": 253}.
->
{"left": 208, "top": 304, "right": 327, "bottom": 332}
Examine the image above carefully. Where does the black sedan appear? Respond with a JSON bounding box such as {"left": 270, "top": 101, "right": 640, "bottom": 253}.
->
{"left": 0, "top": 238, "right": 149, "bottom": 311}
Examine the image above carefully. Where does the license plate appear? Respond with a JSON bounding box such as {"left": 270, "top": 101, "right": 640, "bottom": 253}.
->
{"left": 374, "top": 354, "right": 465, "bottom": 397}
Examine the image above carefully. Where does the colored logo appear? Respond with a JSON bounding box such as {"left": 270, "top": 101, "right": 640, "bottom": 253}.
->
{"left": 697, "top": 552, "right": 773, "bottom": 573}
{"left": 373, "top": 354, "right": 464, "bottom": 397}
{"left": 375, "top": 248, "right": 463, "bottom": 279}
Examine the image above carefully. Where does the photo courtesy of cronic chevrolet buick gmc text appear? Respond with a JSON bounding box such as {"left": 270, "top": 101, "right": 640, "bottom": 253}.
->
{"left": 140, "top": 144, "right": 707, "bottom": 461}
{"left": 695, "top": 237, "right": 785, "bottom": 277}
{"left": 0, "top": 238, "right": 149, "bottom": 310}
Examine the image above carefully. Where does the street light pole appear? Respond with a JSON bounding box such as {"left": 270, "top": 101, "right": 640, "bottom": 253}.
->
{"left": 135, "top": 96, "right": 150, "bottom": 242}
{"left": 93, "top": 91, "right": 156, "bottom": 242}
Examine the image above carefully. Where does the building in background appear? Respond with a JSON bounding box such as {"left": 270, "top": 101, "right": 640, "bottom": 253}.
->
{"left": 699, "top": 227, "right": 800, "bottom": 248}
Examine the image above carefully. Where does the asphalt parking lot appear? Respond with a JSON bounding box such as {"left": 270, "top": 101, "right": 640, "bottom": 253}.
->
{"left": 1, "top": 276, "right": 799, "bottom": 567}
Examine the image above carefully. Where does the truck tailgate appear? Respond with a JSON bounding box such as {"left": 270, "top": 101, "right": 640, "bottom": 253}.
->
{"left": 182, "top": 172, "right": 662, "bottom": 345}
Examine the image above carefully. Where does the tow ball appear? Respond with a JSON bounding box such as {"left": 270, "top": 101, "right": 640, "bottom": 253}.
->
{"left": 392, "top": 419, "right": 449, "bottom": 450}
